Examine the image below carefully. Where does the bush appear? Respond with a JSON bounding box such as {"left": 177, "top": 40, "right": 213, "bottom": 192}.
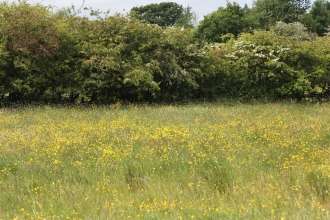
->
{"left": 199, "top": 30, "right": 330, "bottom": 101}
{"left": 1, "top": 1, "right": 330, "bottom": 104}
{"left": 0, "top": 1, "right": 204, "bottom": 104}
{"left": 0, "top": 1, "right": 80, "bottom": 103}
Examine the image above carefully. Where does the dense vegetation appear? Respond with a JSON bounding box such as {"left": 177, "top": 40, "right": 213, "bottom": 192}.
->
{"left": 1, "top": 103, "right": 330, "bottom": 218}
{"left": 2, "top": 1, "right": 330, "bottom": 218}
{"left": 1, "top": 0, "right": 330, "bottom": 104}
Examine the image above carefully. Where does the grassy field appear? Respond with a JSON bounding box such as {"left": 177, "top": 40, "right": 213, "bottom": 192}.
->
{"left": 0, "top": 102, "right": 330, "bottom": 219}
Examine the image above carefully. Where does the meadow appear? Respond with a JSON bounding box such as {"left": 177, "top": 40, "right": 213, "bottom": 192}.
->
{"left": 0, "top": 102, "right": 330, "bottom": 219}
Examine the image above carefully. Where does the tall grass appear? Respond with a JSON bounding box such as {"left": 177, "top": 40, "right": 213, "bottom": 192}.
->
{"left": 0, "top": 103, "right": 330, "bottom": 219}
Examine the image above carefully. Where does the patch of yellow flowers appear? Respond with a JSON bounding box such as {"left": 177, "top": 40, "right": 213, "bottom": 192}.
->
{"left": 0, "top": 103, "right": 330, "bottom": 218}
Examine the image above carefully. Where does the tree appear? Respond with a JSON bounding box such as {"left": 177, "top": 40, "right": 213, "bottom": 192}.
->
{"left": 194, "top": 2, "right": 253, "bottom": 43}
{"left": 300, "top": 0, "right": 330, "bottom": 36}
{"left": 131, "top": 2, "right": 196, "bottom": 27}
{"left": 294, "top": 0, "right": 312, "bottom": 15}
{"left": 175, "top": 5, "right": 197, "bottom": 28}
{"left": 242, "top": 4, "right": 261, "bottom": 31}
{"left": 252, "top": 0, "right": 311, "bottom": 30}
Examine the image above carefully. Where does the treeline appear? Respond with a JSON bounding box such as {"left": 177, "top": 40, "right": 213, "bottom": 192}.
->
{"left": 1, "top": 1, "right": 330, "bottom": 104}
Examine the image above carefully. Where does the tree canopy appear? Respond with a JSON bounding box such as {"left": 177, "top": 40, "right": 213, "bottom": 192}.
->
{"left": 194, "top": 2, "right": 253, "bottom": 43}
{"left": 252, "top": 0, "right": 311, "bottom": 30}
{"left": 300, "top": 0, "right": 330, "bottom": 35}
{"left": 131, "top": 2, "right": 196, "bottom": 27}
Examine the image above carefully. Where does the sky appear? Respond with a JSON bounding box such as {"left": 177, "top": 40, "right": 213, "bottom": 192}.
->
{"left": 24, "top": 0, "right": 255, "bottom": 20}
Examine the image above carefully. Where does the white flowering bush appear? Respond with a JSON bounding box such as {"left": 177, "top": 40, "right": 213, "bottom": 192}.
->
{"left": 198, "top": 30, "right": 330, "bottom": 101}
{"left": 274, "top": 21, "right": 311, "bottom": 40}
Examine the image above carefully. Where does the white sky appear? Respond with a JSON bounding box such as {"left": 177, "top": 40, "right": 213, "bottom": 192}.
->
{"left": 20, "top": 0, "right": 255, "bottom": 20}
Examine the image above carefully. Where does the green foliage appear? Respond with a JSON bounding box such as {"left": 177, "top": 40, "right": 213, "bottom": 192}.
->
{"left": 0, "top": 1, "right": 203, "bottom": 104}
{"left": 73, "top": 13, "right": 202, "bottom": 102}
{"left": 199, "top": 30, "right": 330, "bottom": 101}
{"left": 0, "top": 1, "right": 79, "bottom": 103}
{"left": 131, "top": 2, "right": 195, "bottom": 27}
{"left": 203, "top": 31, "right": 296, "bottom": 100}
{"left": 279, "top": 37, "right": 330, "bottom": 100}
{"left": 175, "top": 5, "right": 198, "bottom": 28}
{"left": 300, "top": 0, "right": 330, "bottom": 36}
{"left": 1, "top": 0, "right": 330, "bottom": 104}
{"left": 252, "top": 0, "right": 311, "bottom": 30}
{"left": 194, "top": 2, "right": 252, "bottom": 43}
